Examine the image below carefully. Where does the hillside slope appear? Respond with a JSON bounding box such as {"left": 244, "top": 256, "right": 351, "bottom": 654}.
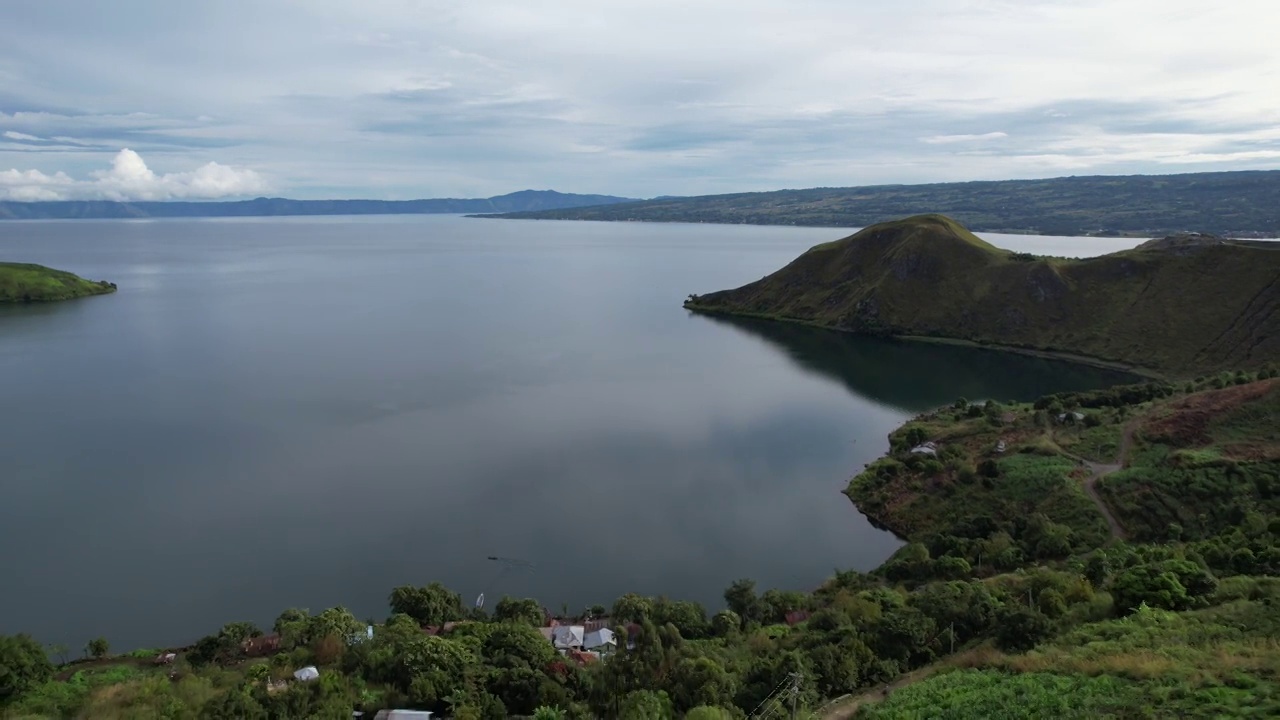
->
{"left": 685, "top": 215, "right": 1280, "bottom": 376}
{"left": 0, "top": 262, "right": 116, "bottom": 303}
{"left": 483, "top": 169, "right": 1280, "bottom": 237}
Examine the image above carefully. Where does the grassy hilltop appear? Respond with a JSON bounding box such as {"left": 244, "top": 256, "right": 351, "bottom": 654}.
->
{"left": 2, "top": 377, "right": 1278, "bottom": 718}
{"left": 685, "top": 214, "right": 1280, "bottom": 377}
{"left": 0, "top": 262, "right": 116, "bottom": 303}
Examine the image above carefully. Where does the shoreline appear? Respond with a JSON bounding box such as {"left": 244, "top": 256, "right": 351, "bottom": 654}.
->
{"left": 683, "top": 304, "right": 1164, "bottom": 380}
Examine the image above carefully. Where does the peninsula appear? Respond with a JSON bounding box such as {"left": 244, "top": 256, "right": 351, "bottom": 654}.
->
{"left": 684, "top": 214, "right": 1280, "bottom": 377}
{"left": 0, "top": 262, "right": 117, "bottom": 303}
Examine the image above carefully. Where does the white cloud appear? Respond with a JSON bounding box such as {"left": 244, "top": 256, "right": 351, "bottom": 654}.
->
{"left": 3, "top": 131, "right": 42, "bottom": 142}
{"left": 1, "top": 1, "right": 1278, "bottom": 197}
{"left": 920, "top": 132, "right": 1009, "bottom": 145}
{"left": 0, "top": 149, "right": 268, "bottom": 201}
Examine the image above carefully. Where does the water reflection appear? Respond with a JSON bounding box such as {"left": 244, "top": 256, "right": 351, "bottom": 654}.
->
{"left": 696, "top": 312, "right": 1141, "bottom": 411}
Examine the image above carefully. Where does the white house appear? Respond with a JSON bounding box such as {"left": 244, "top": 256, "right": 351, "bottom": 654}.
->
{"left": 583, "top": 628, "right": 616, "bottom": 652}
{"left": 552, "top": 625, "right": 585, "bottom": 650}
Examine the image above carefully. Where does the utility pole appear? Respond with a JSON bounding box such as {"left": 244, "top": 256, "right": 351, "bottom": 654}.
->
{"left": 949, "top": 621, "right": 955, "bottom": 655}
{"left": 789, "top": 672, "right": 801, "bottom": 720}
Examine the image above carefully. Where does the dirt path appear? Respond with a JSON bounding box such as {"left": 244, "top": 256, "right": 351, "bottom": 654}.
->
{"left": 1055, "top": 420, "right": 1139, "bottom": 542}
{"left": 817, "top": 665, "right": 939, "bottom": 719}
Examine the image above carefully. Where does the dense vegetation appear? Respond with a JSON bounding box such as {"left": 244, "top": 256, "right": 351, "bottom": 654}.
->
{"left": 485, "top": 169, "right": 1280, "bottom": 237}
{"left": 685, "top": 214, "right": 1280, "bottom": 376}
{"left": 0, "top": 262, "right": 116, "bottom": 303}
{"left": 862, "top": 583, "right": 1280, "bottom": 718}
{"left": 0, "top": 190, "right": 634, "bottom": 220}
{"left": 2, "top": 378, "right": 1276, "bottom": 719}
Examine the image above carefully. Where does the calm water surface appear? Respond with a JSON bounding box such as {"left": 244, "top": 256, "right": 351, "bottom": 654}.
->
{"left": 0, "top": 217, "right": 1140, "bottom": 649}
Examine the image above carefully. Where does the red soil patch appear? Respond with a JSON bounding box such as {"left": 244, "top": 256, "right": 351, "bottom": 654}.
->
{"left": 1141, "top": 379, "right": 1277, "bottom": 448}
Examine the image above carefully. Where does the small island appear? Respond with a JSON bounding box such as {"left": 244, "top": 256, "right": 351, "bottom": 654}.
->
{"left": 0, "top": 262, "right": 117, "bottom": 303}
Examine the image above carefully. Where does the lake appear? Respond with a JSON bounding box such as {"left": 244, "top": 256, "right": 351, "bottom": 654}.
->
{"left": 0, "top": 216, "right": 1141, "bottom": 650}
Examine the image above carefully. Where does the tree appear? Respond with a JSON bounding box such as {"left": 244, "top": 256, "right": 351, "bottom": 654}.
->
{"left": 274, "top": 608, "right": 311, "bottom": 649}
{"left": 1112, "top": 563, "right": 1195, "bottom": 613}
{"left": 667, "top": 656, "right": 736, "bottom": 713}
{"left": 388, "top": 583, "right": 464, "bottom": 626}
{"left": 652, "top": 599, "right": 708, "bottom": 639}
{"left": 760, "top": 590, "right": 807, "bottom": 624}
{"left": 710, "top": 610, "right": 740, "bottom": 638}
{"left": 1038, "top": 589, "right": 1068, "bottom": 619}
{"left": 903, "top": 426, "right": 929, "bottom": 447}
{"left": 1084, "top": 552, "right": 1111, "bottom": 587}
{"left": 909, "top": 581, "right": 998, "bottom": 639}
{"left": 400, "top": 635, "right": 475, "bottom": 710}
{"left": 493, "top": 597, "right": 544, "bottom": 627}
{"left": 994, "top": 607, "right": 1052, "bottom": 652}
{"left": 306, "top": 606, "right": 365, "bottom": 647}
{"left": 0, "top": 633, "right": 54, "bottom": 702}
{"left": 86, "top": 636, "right": 110, "bottom": 659}
{"left": 723, "top": 579, "right": 765, "bottom": 627}
{"left": 618, "top": 689, "right": 674, "bottom": 720}
{"left": 188, "top": 622, "right": 261, "bottom": 666}
{"left": 611, "top": 594, "right": 654, "bottom": 624}
{"left": 482, "top": 623, "right": 558, "bottom": 714}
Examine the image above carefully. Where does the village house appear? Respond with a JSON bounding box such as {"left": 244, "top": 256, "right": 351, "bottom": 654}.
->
{"left": 910, "top": 441, "right": 938, "bottom": 456}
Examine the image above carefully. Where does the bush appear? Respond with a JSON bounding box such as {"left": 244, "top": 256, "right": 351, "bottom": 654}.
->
{"left": 0, "top": 633, "right": 54, "bottom": 702}
{"left": 994, "top": 607, "right": 1053, "bottom": 652}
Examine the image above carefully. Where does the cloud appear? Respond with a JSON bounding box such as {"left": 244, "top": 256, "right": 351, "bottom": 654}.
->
{"left": 920, "top": 132, "right": 1008, "bottom": 144}
{"left": 1, "top": 1, "right": 1278, "bottom": 198}
{"left": 3, "top": 131, "right": 42, "bottom": 142}
{"left": 0, "top": 148, "right": 267, "bottom": 201}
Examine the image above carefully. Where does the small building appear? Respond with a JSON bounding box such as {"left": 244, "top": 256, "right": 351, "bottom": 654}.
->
{"left": 784, "top": 610, "right": 811, "bottom": 626}
{"left": 583, "top": 628, "right": 616, "bottom": 652}
{"left": 910, "top": 441, "right": 938, "bottom": 456}
{"left": 1056, "top": 411, "right": 1086, "bottom": 424}
{"left": 153, "top": 652, "right": 177, "bottom": 665}
{"left": 994, "top": 440, "right": 1006, "bottom": 454}
{"left": 293, "top": 666, "right": 320, "bottom": 682}
{"left": 552, "top": 625, "right": 585, "bottom": 651}
{"left": 242, "top": 634, "right": 281, "bottom": 657}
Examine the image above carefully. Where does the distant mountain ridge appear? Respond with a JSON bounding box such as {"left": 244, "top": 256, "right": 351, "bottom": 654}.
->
{"left": 685, "top": 214, "right": 1280, "bottom": 376}
{"left": 483, "top": 170, "right": 1280, "bottom": 237}
{"left": 0, "top": 189, "right": 634, "bottom": 220}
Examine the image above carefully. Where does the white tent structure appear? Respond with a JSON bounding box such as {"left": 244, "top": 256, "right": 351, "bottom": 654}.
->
{"left": 293, "top": 666, "right": 320, "bottom": 682}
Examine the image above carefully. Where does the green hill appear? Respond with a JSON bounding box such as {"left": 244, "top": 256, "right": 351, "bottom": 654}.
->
{"left": 0, "top": 262, "right": 116, "bottom": 303}
{"left": 685, "top": 214, "right": 1280, "bottom": 377}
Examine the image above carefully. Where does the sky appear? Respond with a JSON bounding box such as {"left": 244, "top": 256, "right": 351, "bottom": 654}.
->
{"left": 1, "top": 0, "right": 1278, "bottom": 201}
